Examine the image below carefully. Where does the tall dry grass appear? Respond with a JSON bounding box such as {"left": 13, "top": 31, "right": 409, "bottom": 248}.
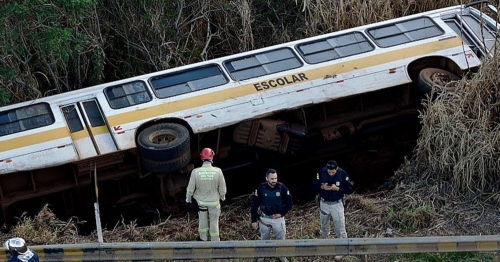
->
{"left": 414, "top": 54, "right": 500, "bottom": 199}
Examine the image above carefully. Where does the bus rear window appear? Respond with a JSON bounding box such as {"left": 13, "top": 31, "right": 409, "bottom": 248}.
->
{"left": 224, "top": 48, "right": 302, "bottom": 81}
{"left": 0, "top": 103, "right": 55, "bottom": 136}
{"left": 368, "top": 17, "right": 444, "bottom": 47}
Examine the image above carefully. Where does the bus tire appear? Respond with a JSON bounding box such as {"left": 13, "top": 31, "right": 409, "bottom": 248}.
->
{"left": 137, "top": 123, "right": 190, "bottom": 161}
{"left": 417, "top": 68, "right": 460, "bottom": 94}
{"left": 141, "top": 149, "right": 191, "bottom": 173}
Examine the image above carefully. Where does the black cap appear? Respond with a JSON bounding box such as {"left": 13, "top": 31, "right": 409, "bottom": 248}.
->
{"left": 326, "top": 160, "right": 338, "bottom": 170}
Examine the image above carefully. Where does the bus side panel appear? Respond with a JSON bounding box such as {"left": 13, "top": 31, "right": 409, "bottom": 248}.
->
{"left": 450, "top": 48, "right": 482, "bottom": 70}
{"left": 172, "top": 47, "right": 417, "bottom": 132}
{"left": 0, "top": 137, "right": 78, "bottom": 173}
{"left": 71, "top": 132, "right": 98, "bottom": 158}
{"left": 92, "top": 127, "right": 119, "bottom": 154}
{"left": 107, "top": 131, "right": 136, "bottom": 151}
{"left": 96, "top": 94, "right": 138, "bottom": 151}
{"left": 173, "top": 45, "right": 477, "bottom": 134}
{"left": 183, "top": 66, "right": 412, "bottom": 133}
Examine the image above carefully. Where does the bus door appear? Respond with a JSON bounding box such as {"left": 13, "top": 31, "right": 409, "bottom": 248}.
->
{"left": 60, "top": 99, "right": 118, "bottom": 158}
{"left": 444, "top": 10, "right": 499, "bottom": 59}
{"left": 464, "top": 12, "right": 498, "bottom": 57}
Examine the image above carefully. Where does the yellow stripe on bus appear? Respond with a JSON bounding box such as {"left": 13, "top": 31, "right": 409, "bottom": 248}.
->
{"left": 1, "top": 125, "right": 110, "bottom": 154}
{"left": 1, "top": 127, "right": 69, "bottom": 152}
{"left": 69, "top": 125, "right": 111, "bottom": 141}
{"left": 89, "top": 125, "right": 111, "bottom": 136}
{"left": 106, "top": 37, "right": 463, "bottom": 126}
{"left": 70, "top": 129, "right": 90, "bottom": 141}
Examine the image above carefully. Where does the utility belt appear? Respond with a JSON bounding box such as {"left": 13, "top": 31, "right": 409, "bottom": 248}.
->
{"left": 260, "top": 205, "right": 282, "bottom": 217}
{"left": 321, "top": 198, "right": 342, "bottom": 205}
{"left": 260, "top": 212, "right": 274, "bottom": 219}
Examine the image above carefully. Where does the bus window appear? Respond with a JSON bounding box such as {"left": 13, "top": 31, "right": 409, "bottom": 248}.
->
{"left": 105, "top": 81, "right": 152, "bottom": 109}
{"left": 296, "top": 32, "right": 375, "bottom": 64}
{"left": 368, "top": 17, "right": 444, "bottom": 48}
{"left": 150, "top": 64, "right": 228, "bottom": 99}
{"left": 445, "top": 19, "right": 486, "bottom": 59}
{"left": 0, "top": 103, "right": 54, "bottom": 136}
{"left": 461, "top": 14, "right": 498, "bottom": 54}
{"left": 82, "top": 101, "right": 106, "bottom": 127}
{"left": 224, "top": 48, "right": 302, "bottom": 81}
{"left": 62, "top": 105, "right": 84, "bottom": 133}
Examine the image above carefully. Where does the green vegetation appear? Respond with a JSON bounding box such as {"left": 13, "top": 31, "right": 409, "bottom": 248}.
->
{"left": 388, "top": 252, "right": 498, "bottom": 262}
{"left": 2, "top": 0, "right": 497, "bottom": 106}
{"left": 0, "top": 0, "right": 100, "bottom": 104}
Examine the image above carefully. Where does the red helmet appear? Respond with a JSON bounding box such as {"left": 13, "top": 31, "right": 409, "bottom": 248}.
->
{"left": 200, "top": 148, "right": 215, "bottom": 161}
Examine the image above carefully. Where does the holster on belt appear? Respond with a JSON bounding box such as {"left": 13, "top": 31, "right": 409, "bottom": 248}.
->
{"left": 259, "top": 217, "right": 272, "bottom": 227}
{"left": 260, "top": 212, "right": 273, "bottom": 219}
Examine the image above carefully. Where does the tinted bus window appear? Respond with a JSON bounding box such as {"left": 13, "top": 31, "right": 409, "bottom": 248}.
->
{"left": 61, "top": 105, "right": 84, "bottom": 133}
{"left": 0, "top": 103, "right": 54, "bottom": 136}
{"left": 150, "top": 64, "right": 228, "bottom": 99}
{"left": 224, "top": 48, "right": 302, "bottom": 81}
{"left": 105, "top": 81, "right": 152, "bottom": 109}
{"left": 297, "top": 32, "right": 374, "bottom": 64}
{"left": 461, "top": 14, "right": 498, "bottom": 54}
{"left": 368, "top": 17, "right": 444, "bottom": 47}
{"left": 82, "top": 100, "right": 106, "bottom": 127}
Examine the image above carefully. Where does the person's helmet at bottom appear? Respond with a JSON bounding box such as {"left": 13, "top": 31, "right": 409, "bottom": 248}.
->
{"left": 200, "top": 147, "right": 215, "bottom": 161}
{"left": 3, "top": 237, "right": 28, "bottom": 255}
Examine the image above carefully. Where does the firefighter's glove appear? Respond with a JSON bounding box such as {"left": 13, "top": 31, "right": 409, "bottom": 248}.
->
{"left": 185, "top": 197, "right": 191, "bottom": 203}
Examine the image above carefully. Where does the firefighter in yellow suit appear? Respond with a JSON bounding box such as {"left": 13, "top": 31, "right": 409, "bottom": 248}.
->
{"left": 186, "top": 148, "right": 227, "bottom": 241}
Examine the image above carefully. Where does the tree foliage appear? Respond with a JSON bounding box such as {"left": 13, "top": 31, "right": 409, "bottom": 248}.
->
{"left": 0, "top": 0, "right": 497, "bottom": 106}
{"left": 0, "top": 0, "right": 103, "bottom": 102}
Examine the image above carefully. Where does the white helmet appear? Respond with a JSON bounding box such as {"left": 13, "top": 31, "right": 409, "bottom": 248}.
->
{"left": 3, "top": 237, "right": 28, "bottom": 254}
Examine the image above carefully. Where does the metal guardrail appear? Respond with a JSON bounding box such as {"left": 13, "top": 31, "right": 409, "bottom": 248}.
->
{"left": 0, "top": 235, "right": 498, "bottom": 261}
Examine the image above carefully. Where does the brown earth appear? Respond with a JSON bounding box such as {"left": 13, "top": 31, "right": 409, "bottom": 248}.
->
{"left": 1, "top": 161, "right": 499, "bottom": 261}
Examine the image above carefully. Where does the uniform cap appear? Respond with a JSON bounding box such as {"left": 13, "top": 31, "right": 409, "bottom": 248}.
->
{"left": 326, "top": 160, "right": 338, "bottom": 170}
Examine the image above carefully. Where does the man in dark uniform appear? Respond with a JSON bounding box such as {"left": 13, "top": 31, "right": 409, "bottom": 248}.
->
{"left": 313, "top": 160, "right": 353, "bottom": 261}
{"left": 251, "top": 168, "right": 293, "bottom": 262}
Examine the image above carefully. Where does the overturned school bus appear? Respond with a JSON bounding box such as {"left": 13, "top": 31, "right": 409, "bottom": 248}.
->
{"left": 0, "top": 2, "right": 498, "bottom": 224}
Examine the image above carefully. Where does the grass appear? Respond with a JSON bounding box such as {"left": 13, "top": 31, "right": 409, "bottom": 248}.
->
{"left": 1, "top": 189, "right": 498, "bottom": 261}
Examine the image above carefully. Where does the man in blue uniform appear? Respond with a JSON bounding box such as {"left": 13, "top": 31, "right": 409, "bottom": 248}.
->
{"left": 251, "top": 168, "right": 293, "bottom": 262}
{"left": 3, "top": 237, "right": 39, "bottom": 262}
{"left": 313, "top": 160, "right": 353, "bottom": 261}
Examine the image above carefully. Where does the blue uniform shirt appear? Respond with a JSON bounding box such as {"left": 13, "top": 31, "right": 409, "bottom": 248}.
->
{"left": 250, "top": 182, "right": 293, "bottom": 223}
{"left": 313, "top": 167, "right": 353, "bottom": 202}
